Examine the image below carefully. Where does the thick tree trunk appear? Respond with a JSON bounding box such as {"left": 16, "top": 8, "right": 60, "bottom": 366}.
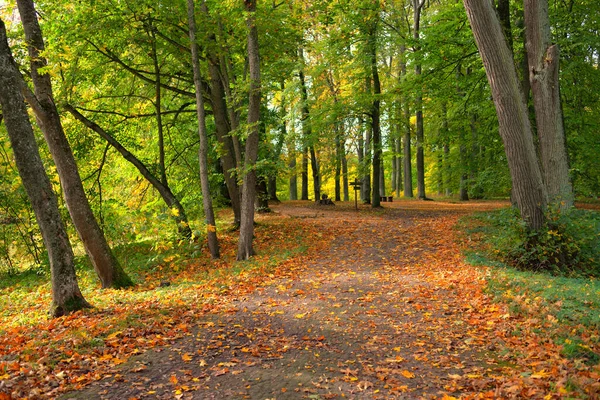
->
{"left": 524, "top": 0, "right": 573, "bottom": 208}
{"left": 187, "top": 0, "right": 219, "bottom": 258}
{"left": 66, "top": 106, "right": 192, "bottom": 238}
{"left": 464, "top": 0, "right": 547, "bottom": 230}
{"left": 0, "top": 19, "right": 90, "bottom": 317}
{"left": 237, "top": 0, "right": 261, "bottom": 260}
{"left": 17, "top": 0, "right": 132, "bottom": 288}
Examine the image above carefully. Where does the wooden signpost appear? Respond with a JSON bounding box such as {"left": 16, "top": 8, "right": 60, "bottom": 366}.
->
{"left": 350, "top": 178, "right": 361, "bottom": 211}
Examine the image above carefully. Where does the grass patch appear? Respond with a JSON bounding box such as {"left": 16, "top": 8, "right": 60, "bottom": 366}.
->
{"left": 457, "top": 209, "right": 600, "bottom": 365}
{"left": 459, "top": 207, "right": 600, "bottom": 367}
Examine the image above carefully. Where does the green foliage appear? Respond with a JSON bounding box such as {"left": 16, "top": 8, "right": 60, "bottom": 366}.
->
{"left": 465, "top": 206, "right": 600, "bottom": 276}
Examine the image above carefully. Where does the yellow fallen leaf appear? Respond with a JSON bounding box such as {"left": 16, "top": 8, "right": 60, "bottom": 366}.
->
{"left": 401, "top": 370, "right": 415, "bottom": 379}
{"left": 531, "top": 370, "right": 551, "bottom": 379}
{"left": 295, "top": 313, "right": 306, "bottom": 319}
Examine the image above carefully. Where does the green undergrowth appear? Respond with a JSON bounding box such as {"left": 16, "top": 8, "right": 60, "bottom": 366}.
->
{"left": 459, "top": 206, "right": 600, "bottom": 365}
{"left": 461, "top": 205, "right": 600, "bottom": 276}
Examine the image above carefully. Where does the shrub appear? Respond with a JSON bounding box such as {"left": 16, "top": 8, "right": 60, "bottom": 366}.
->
{"left": 479, "top": 205, "right": 600, "bottom": 276}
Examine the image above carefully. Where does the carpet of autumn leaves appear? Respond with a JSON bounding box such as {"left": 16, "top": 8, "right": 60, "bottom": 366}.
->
{"left": 0, "top": 200, "right": 599, "bottom": 399}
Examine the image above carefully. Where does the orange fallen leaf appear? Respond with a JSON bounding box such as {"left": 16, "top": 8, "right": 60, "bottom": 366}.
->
{"left": 401, "top": 370, "right": 415, "bottom": 379}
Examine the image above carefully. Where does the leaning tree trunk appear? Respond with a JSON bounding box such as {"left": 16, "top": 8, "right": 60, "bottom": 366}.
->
{"left": 66, "top": 106, "right": 192, "bottom": 239}
{"left": 464, "top": 0, "right": 547, "bottom": 230}
{"left": 524, "top": 0, "right": 573, "bottom": 208}
{"left": 188, "top": 0, "right": 219, "bottom": 258}
{"left": 0, "top": 19, "right": 90, "bottom": 317}
{"left": 237, "top": 0, "right": 262, "bottom": 260}
{"left": 17, "top": 0, "right": 132, "bottom": 288}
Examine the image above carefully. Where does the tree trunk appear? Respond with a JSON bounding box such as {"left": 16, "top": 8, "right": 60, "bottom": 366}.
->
{"left": 342, "top": 151, "right": 349, "bottom": 201}
{"left": 301, "top": 147, "right": 309, "bottom": 200}
{"left": 201, "top": 2, "right": 242, "bottom": 226}
{"left": 17, "top": 0, "right": 132, "bottom": 288}
{"left": 335, "top": 132, "right": 342, "bottom": 202}
{"left": 0, "top": 19, "right": 91, "bottom": 317}
{"left": 395, "top": 138, "right": 403, "bottom": 196}
{"left": 288, "top": 143, "right": 298, "bottom": 200}
{"left": 524, "top": 0, "right": 573, "bottom": 208}
{"left": 464, "top": 0, "right": 547, "bottom": 230}
{"left": 148, "top": 24, "right": 168, "bottom": 188}
{"left": 187, "top": 0, "right": 219, "bottom": 258}
{"left": 309, "top": 146, "right": 320, "bottom": 203}
{"left": 413, "top": 0, "right": 427, "bottom": 200}
{"left": 357, "top": 122, "right": 366, "bottom": 202}
{"left": 298, "top": 59, "right": 320, "bottom": 203}
{"left": 237, "top": 0, "right": 261, "bottom": 260}
{"left": 400, "top": 45, "right": 413, "bottom": 198}
{"left": 255, "top": 176, "right": 270, "bottom": 212}
{"left": 370, "top": 23, "right": 382, "bottom": 208}
{"left": 444, "top": 143, "right": 451, "bottom": 196}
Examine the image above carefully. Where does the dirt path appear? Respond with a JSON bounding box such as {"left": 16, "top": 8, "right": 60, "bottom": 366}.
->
{"left": 62, "top": 201, "right": 507, "bottom": 399}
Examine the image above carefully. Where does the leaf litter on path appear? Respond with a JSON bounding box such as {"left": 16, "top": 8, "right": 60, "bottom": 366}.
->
{"left": 1, "top": 200, "right": 597, "bottom": 399}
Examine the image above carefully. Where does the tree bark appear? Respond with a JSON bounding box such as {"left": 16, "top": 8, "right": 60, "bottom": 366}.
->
{"left": 301, "top": 146, "right": 309, "bottom": 200}
{"left": 369, "top": 21, "right": 382, "bottom": 208}
{"left": 17, "top": 0, "right": 132, "bottom": 288}
{"left": 413, "top": 0, "right": 427, "bottom": 200}
{"left": 464, "top": 0, "right": 547, "bottom": 230}
{"left": 237, "top": 0, "right": 261, "bottom": 260}
{"left": 400, "top": 45, "right": 413, "bottom": 198}
{"left": 342, "top": 149, "right": 349, "bottom": 201}
{"left": 335, "top": 132, "right": 342, "bottom": 202}
{"left": 524, "top": 0, "right": 573, "bottom": 208}
{"left": 0, "top": 19, "right": 90, "bottom": 317}
{"left": 288, "top": 143, "right": 298, "bottom": 200}
{"left": 187, "top": 0, "right": 219, "bottom": 258}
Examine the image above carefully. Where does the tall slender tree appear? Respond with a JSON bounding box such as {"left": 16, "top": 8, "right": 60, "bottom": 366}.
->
{"left": 187, "top": 0, "right": 219, "bottom": 258}
{"left": 237, "top": 0, "right": 262, "bottom": 260}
